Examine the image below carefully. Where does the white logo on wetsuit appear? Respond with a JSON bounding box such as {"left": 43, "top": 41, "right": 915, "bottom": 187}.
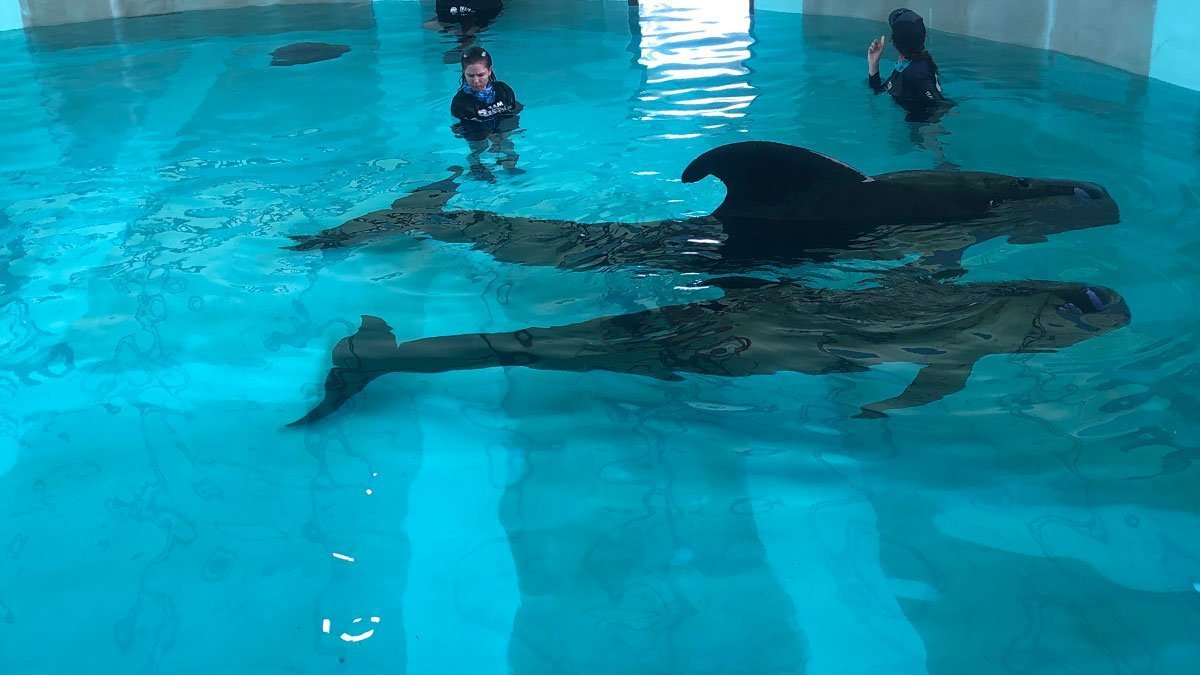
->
{"left": 476, "top": 102, "right": 509, "bottom": 118}
{"left": 449, "top": 5, "right": 474, "bottom": 15}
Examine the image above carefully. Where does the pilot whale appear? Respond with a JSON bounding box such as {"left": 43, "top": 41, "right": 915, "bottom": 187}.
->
{"left": 283, "top": 141, "right": 1119, "bottom": 273}
{"left": 288, "top": 276, "right": 1131, "bottom": 425}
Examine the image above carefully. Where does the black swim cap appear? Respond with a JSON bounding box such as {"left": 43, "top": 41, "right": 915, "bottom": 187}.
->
{"left": 461, "top": 45, "right": 492, "bottom": 69}
{"left": 888, "top": 8, "right": 927, "bottom": 55}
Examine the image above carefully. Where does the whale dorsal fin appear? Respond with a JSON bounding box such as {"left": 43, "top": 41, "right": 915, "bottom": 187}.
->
{"left": 681, "top": 141, "right": 871, "bottom": 219}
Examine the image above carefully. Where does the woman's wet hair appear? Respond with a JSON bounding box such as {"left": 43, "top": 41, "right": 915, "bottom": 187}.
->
{"left": 461, "top": 45, "right": 493, "bottom": 70}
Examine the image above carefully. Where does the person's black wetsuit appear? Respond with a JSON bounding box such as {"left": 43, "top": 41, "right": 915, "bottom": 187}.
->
{"left": 869, "top": 58, "right": 948, "bottom": 122}
{"left": 450, "top": 80, "right": 522, "bottom": 141}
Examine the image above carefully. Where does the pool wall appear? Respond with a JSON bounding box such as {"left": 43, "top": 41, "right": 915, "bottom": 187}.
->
{"left": 0, "top": 0, "right": 1197, "bottom": 92}
{"left": 0, "top": 0, "right": 410, "bottom": 31}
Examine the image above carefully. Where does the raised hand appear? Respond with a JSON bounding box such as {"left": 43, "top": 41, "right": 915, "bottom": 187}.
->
{"left": 867, "top": 35, "right": 886, "bottom": 75}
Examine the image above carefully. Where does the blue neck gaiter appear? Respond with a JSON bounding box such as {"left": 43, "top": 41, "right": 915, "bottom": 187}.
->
{"left": 461, "top": 81, "right": 496, "bottom": 105}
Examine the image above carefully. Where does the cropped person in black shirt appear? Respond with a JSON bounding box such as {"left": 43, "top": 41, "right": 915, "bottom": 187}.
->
{"left": 451, "top": 46, "right": 523, "bottom": 180}
{"left": 433, "top": 0, "right": 503, "bottom": 30}
{"left": 424, "top": 0, "right": 505, "bottom": 63}
{"left": 866, "top": 8, "right": 947, "bottom": 122}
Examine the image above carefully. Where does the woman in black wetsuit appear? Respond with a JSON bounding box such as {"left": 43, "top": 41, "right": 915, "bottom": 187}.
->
{"left": 451, "top": 46, "right": 523, "bottom": 179}
{"left": 866, "top": 8, "right": 947, "bottom": 120}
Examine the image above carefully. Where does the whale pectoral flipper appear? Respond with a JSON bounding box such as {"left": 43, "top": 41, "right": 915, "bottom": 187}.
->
{"left": 283, "top": 234, "right": 316, "bottom": 249}
{"left": 282, "top": 169, "right": 464, "bottom": 251}
{"left": 854, "top": 362, "right": 974, "bottom": 419}
{"left": 281, "top": 211, "right": 407, "bottom": 251}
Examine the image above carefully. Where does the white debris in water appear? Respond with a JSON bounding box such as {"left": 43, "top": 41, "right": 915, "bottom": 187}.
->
{"left": 338, "top": 616, "right": 382, "bottom": 642}
{"left": 340, "top": 630, "right": 375, "bottom": 643}
{"left": 686, "top": 401, "right": 755, "bottom": 412}
{"left": 332, "top": 552, "right": 355, "bottom": 563}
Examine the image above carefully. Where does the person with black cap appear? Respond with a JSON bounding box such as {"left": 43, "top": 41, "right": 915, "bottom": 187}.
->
{"left": 451, "top": 45, "right": 523, "bottom": 179}
{"left": 867, "top": 8, "right": 946, "bottom": 115}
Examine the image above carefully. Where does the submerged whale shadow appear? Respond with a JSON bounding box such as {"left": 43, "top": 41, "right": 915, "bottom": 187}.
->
{"left": 269, "top": 42, "right": 351, "bottom": 67}
{"left": 289, "top": 276, "right": 1131, "bottom": 426}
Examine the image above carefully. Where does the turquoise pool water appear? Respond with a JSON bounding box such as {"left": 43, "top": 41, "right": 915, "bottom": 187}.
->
{"left": 1, "top": 1, "right": 1198, "bottom": 673}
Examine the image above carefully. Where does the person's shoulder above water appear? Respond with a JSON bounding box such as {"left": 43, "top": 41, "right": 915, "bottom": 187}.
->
{"left": 897, "top": 58, "right": 945, "bottom": 102}
{"left": 491, "top": 80, "right": 523, "bottom": 113}
{"left": 450, "top": 88, "right": 475, "bottom": 119}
